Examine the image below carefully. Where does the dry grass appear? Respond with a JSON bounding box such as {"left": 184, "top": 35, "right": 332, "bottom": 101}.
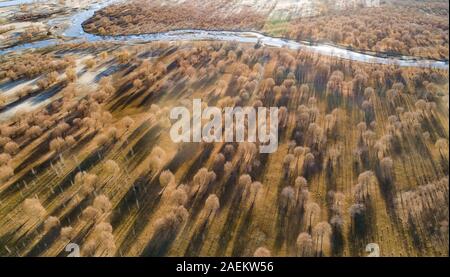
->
{"left": 0, "top": 40, "right": 448, "bottom": 257}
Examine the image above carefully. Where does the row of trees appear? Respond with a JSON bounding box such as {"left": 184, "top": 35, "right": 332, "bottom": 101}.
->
{"left": 0, "top": 54, "right": 74, "bottom": 81}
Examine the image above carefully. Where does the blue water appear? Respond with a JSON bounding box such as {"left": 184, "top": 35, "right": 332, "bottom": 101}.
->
{"left": 0, "top": 0, "right": 44, "bottom": 8}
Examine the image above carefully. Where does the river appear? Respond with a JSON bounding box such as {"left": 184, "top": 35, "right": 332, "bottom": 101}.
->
{"left": 0, "top": 0, "right": 448, "bottom": 70}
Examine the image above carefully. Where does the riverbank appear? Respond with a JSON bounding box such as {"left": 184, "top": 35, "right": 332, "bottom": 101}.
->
{"left": 0, "top": 0, "right": 448, "bottom": 69}
{"left": 79, "top": 0, "right": 449, "bottom": 61}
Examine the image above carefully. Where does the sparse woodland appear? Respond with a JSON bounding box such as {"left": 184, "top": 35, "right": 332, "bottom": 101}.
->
{"left": 0, "top": 38, "right": 448, "bottom": 257}
{"left": 82, "top": 0, "right": 448, "bottom": 61}
{"left": 82, "top": 0, "right": 266, "bottom": 35}
{"left": 286, "top": 2, "right": 449, "bottom": 60}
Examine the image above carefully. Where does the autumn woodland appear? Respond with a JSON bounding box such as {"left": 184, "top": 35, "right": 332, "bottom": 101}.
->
{"left": 0, "top": 0, "right": 448, "bottom": 257}
{"left": 84, "top": 0, "right": 449, "bottom": 60}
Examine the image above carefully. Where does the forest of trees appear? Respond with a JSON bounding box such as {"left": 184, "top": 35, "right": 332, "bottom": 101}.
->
{"left": 0, "top": 38, "right": 448, "bottom": 257}
{"left": 82, "top": 0, "right": 266, "bottom": 35}
{"left": 287, "top": 2, "right": 449, "bottom": 60}
{"left": 81, "top": 0, "right": 448, "bottom": 61}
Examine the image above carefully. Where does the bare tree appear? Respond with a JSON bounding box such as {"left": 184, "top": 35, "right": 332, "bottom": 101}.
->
{"left": 160, "top": 170, "right": 175, "bottom": 187}
{"left": 82, "top": 206, "right": 100, "bottom": 222}
{"left": 296, "top": 232, "right": 314, "bottom": 257}
{"left": 76, "top": 171, "right": 99, "bottom": 196}
{"left": 121, "top": 116, "right": 135, "bottom": 132}
{"left": 82, "top": 222, "right": 116, "bottom": 257}
{"left": 66, "top": 67, "right": 77, "bottom": 82}
{"left": 203, "top": 194, "right": 220, "bottom": 220}
{"left": 104, "top": 160, "right": 119, "bottom": 175}
{"left": 212, "top": 153, "right": 225, "bottom": 175}
{"left": 0, "top": 165, "right": 13, "bottom": 182}
{"left": 133, "top": 79, "right": 143, "bottom": 89}
{"left": 313, "top": 222, "right": 332, "bottom": 256}
{"left": 93, "top": 195, "right": 112, "bottom": 214}
{"left": 23, "top": 198, "right": 46, "bottom": 218}
{"left": 60, "top": 226, "right": 74, "bottom": 241}
{"left": 4, "top": 141, "right": 19, "bottom": 155}
{"left": 380, "top": 156, "right": 394, "bottom": 185}
{"left": 435, "top": 138, "right": 449, "bottom": 159}
{"left": 0, "top": 153, "right": 12, "bottom": 166}
{"left": 149, "top": 146, "right": 167, "bottom": 172}
{"left": 283, "top": 154, "right": 295, "bottom": 178}
{"left": 239, "top": 174, "right": 252, "bottom": 188}
{"left": 25, "top": 125, "right": 43, "bottom": 139}
{"left": 327, "top": 70, "right": 344, "bottom": 95}
{"left": 169, "top": 185, "right": 189, "bottom": 206}
{"left": 253, "top": 247, "right": 271, "bottom": 257}
{"left": 305, "top": 202, "right": 320, "bottom": 231}
{"left": 49, "top": 137, "right": 66, "bottom": 154}
{"left": 243, "top": 181, "right": 262, "bottom": 205}
{"left": 280, "top": 186, "right": 295, "bottom": 214}
{"left": 192, "top": 168, "right": 216, "bottom": 197}
{"left": 43, "top": 216, "right": 60, "bottom": 232}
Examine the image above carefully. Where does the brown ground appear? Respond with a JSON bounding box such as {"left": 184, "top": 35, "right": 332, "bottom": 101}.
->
{"left": 0, "top": 40, "right": 448, "bottom": 257}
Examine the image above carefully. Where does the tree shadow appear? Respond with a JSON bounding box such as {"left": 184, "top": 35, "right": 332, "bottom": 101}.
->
{"left": 184, "top": 219, "right": 211, "bottom": 257}
{"left": 231, "top": 204, "right": 255, "bottom": 256}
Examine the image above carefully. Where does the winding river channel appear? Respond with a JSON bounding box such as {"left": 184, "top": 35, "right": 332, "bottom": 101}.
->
{"left": 0, "top": 0, "right": 449, "bottom": 69}
{"left": 0, "top": 0, "right": 448, "bottom": 121}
